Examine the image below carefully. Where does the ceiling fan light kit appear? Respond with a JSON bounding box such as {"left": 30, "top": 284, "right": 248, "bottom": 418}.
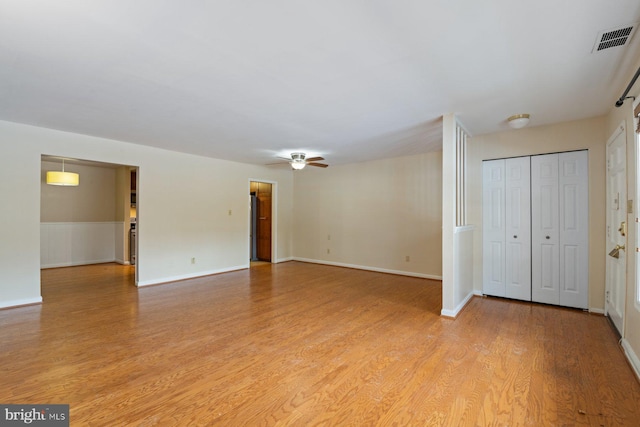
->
{"left": 270, "top": 152, "right": 329, "bottom": 170}
{"left": 291, "top": 161, "right": 306, "bottom": 170}
{"left": 507, "top": 113, "right": 530, "bottom": 129}
{"left": 290, "top": 152, "right": 307, "bottom": 170}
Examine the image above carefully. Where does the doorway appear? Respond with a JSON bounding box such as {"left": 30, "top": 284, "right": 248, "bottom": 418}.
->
{"left": 40, "top": 156, "right": 140, "bottom": 290}
{"left": 250, "top": 181, "right": 273, "bottom": 263}
{"left": 605, "top": 122, "right": 627, "bottom": 335}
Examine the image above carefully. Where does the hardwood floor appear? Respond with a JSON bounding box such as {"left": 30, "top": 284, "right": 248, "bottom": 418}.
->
{"left": 1, "top": 262, "right": 639, "bottom": 426}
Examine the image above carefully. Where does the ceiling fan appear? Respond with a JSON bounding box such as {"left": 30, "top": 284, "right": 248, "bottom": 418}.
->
{"left": 271, "top": 152, "right": 329, "bottom": 170}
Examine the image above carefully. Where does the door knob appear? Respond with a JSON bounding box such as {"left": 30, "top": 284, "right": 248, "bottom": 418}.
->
{"left": 545, "top": 236, "right": 550, "bottom": 240}
{"left": 609, "top": 244, "right": 625, "bottom": 259}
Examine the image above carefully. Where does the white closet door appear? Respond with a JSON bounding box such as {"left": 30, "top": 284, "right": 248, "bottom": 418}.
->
{"left": 505, "top": 157, "right": 531, "bottom": 301}
{"left": 531, "top": 154, "right": 560, "bottom": 305}
{"left": 558, "top": 151, "right": 589, "bottom": 309}
{"left": 483, "top": 160, "right": 506, "bottom": 297}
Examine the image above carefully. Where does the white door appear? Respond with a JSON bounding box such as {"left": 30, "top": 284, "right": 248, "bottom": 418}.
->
{"left": 531, "top": 154, "right": 560, "bottom": 305}
{"left": 606, "top": 124, "right": 627, "bottom": 335}
{"left": 505, "top": 157, "right": 531, "bottom": 301}
{"left": 483, "top": 160, "right": 506, "bottom": 297}
{"left": 558, "top": 151, "right": 589, "bottom": 309}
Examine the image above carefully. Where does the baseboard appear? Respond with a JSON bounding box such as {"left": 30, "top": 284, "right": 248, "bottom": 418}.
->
{"left": 114, "top": 259, "right": 131, "bottom": 266}
{"left": 41, "top": 258, "right": 116, "bottom": 269}
{"left": 621, "top": 339, "right": 640, "bottom": 382}
{"left": 589, "top": 307, "right": 605, "bottom": 315}
{"left": 275, "top": 257, "right": 294, "bottom": 263}
{"left": 441, "top": 291, "right": 475, "bottom": 318}
{"left": 136, "top": 264, "right": 249, "bottom": 287}
{"left": 0, "top": 296, "right": 43, "bottom": 310}
{"left": 292, "top": 258, "right": 442, "bottom": 280}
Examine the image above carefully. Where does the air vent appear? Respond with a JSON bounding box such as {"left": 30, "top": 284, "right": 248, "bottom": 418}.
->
{"left": 592, "top": 23, "right": 638, "bottom": 53}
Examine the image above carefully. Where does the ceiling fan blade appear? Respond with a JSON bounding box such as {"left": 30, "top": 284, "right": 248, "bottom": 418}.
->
{"left": 277, "top": 156, "right": 293, "bottom": 161}
{"left": 307, "top": 162, "right": 329, "bottom": 168}
{"left": 305, "top": 157, "right": 324, "bottom": 162}
{"left": 265, "top": 161, "right": 290, "bottom": 166}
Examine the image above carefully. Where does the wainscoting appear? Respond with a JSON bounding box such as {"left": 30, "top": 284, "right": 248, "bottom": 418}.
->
{"left": 442, "top": 225, "right": 475, "bottom": 317}
{"left": 40, "top": 222, "right": 127, "bottom": 268}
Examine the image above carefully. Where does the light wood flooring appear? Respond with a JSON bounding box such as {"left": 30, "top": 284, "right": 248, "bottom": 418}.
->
{"left": 1, "top": 262, "right": 639, "bottom": 426}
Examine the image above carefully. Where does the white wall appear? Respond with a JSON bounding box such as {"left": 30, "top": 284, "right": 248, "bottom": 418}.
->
{"left": 467, "top": 116, "right": 607, "bottom": 311}
{"left": 0, "top": 120, "right": 294, "bottom": 307}
{"left": 292, "top": 152, "right": 442, "bottom": 278}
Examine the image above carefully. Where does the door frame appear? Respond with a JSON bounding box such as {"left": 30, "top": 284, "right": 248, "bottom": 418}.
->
{"left": 248, "top": 179, "right": 278, "bottom": 263}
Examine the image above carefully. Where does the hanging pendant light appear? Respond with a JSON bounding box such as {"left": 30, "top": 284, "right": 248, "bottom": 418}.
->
{"left": 46, "top": 159, "right": 79, "bottom": 186}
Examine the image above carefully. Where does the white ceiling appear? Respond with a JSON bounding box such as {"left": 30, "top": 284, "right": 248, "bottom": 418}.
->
{"left": 2, "top": 1, "right": 640, "bottom": 166}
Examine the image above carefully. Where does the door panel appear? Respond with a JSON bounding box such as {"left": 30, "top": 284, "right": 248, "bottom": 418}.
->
{"left": 532, "top": 154, "right": 560, "bottom": 305}
{"left": 505, "top": 157, "right": 531, "bottom": 301}
{"left": 483, "top": 160, "right": 506, "bottom": 297}
{"left": 490, "top": 242, "right": 503, "bottom": 282}
{"left": 606, "top": 126, "right": 627, "bottom": 334}
{"left": 558, "top": 151, "right": 588, "bottom": 309}
{"left": 562, "top": 245, "right": 578, "bottom": 291}
{"left": 540, "top": 244, "right": 555, "bottom": 289}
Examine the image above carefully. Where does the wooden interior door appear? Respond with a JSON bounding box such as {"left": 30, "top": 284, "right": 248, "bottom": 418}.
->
{"left": 251, "top": 182, "right": 272, "bottom": 262}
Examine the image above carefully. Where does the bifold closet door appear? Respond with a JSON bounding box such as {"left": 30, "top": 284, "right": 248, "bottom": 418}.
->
{"left": 482, "top": 160, "right": 506, "bottom": 297}
{"left": 531, "top": 151, "right": 588, "bottom": 309}
{"left": 558, "top": 151, "right": 588, "bottom": 308}
{"left": 504, "top": 157, "right": 531, "bottom": 301}
{"left": 531, "top": 154, "right": 560, "bottom": 305}
{"left": 482, "top": 157, "right": 531, "bottom": 301}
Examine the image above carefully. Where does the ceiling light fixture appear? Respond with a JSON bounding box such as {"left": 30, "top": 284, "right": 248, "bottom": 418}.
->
{"left": 290, "top": 152, "right": 307, "bottom": 170}
{"left": 290, "top": 161, "right": 306, "bottom": 170}
{"left": 507, "top": 114, "right": 530, "bottom": 129}
{"left": 46, "top": 159, "right": 79, "bottom": 186}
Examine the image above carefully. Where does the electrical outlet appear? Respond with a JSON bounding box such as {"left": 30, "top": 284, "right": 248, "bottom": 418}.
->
{"left": 228, "top": 209, "right": 232, "bottom": 216}
{"left": 191, "top": 257, "right": 196, "bottom": 264}
{"left": 327, "top": 234, "right": 331, "bottom": 240}
{"left": 327, "top": 249, "right": 330, "bottom": 254}
{"left": 405, "top": 255, "right": 410, "bottom": 262}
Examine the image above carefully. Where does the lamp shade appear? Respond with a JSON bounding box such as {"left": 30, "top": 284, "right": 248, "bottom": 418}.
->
{"left": 508, "top": 114, "right": 530, "bottom": 129}
{"left": 46, "top": 171, "right": 79, "bottom": 186}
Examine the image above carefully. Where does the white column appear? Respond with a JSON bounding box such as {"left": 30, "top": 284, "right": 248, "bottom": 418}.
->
{"left": 442, "top": 114, "right": 457, "bottom": 316}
